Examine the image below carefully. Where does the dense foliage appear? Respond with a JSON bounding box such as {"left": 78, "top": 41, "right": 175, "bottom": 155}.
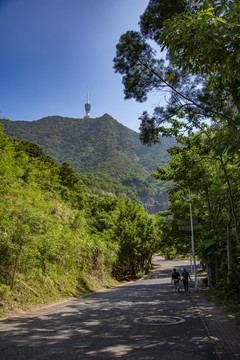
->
{"left": 114, "top": 0, "right": 240, "bottom": 313}
{"left": 0, "top": 123, "right": 158, "bottom": 315}
{"left": 154, "top": 134, "right": 240, "bottom": 313}
{"left": 2, "top": 114, "right": 174, "bottom": 212}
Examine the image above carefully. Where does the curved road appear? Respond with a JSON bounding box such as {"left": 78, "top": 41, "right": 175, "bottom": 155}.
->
{"left": 0, "top": 256, "right": 216, "bottom": 359}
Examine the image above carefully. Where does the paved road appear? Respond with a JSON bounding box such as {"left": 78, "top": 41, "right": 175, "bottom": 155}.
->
{"left": 0, "top": 256, "right": 216, "bottom": 359}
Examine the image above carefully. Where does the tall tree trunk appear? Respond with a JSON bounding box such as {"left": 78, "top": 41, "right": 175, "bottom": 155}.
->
{"left": 219, "top": 156, "right": 240, "bottom": 247}
{"left": 227, "top": 214, "right": 233, "bottom": 284}
{"left": 205, "top": 187, "right": 216, "bottom": 230}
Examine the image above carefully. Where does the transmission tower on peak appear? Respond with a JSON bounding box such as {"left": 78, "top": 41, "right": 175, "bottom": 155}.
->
{"left": 84, "top": 86, "right": 91, "bottom": 118}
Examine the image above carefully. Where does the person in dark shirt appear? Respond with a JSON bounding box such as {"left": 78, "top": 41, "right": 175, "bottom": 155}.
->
{"left": 171, "top": 268, "right": 180, "bottom": 292}
{"left": 182, "top": 268, "right": 191, "bottom": 291}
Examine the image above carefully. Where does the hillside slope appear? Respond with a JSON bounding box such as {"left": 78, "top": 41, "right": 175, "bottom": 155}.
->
{"left": 2, "top": 114, "right": 174, "bottom": 211}
{"left": 0, "top": 123, "right": 159, "bottom": 317}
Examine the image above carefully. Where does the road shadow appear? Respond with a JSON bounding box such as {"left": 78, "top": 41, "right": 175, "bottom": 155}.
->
{"left": 0, "top": 258, "right": 216, "bottom": 360}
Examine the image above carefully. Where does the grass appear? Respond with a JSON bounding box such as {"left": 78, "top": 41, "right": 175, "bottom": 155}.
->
{"left": 0, "top": 270, "right": 119, "bottom": 319}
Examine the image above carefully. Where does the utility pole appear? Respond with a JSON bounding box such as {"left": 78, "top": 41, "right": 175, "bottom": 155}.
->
{"left": 189, "top": 189, "right": 197, "bottom": 291}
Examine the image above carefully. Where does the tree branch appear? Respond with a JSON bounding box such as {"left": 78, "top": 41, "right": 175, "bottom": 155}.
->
{"left": 139, "top": 60, "right": 232, "bottom": 121}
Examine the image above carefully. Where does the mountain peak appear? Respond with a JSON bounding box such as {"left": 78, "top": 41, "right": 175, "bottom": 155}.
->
{"left": 2, "top": 115, "right": 174, "bottom": 212}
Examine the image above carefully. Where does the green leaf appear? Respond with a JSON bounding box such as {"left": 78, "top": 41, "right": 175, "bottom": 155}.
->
{"left": 216, "top": 17, "right": 226, "bottom": 24}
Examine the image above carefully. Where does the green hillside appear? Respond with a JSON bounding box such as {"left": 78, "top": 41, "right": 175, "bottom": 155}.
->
{"left": 0, "top": 123, "right": 159, "bottom": 316}
{"left": 2, "top": 114, "right": 174, "bottom": 211}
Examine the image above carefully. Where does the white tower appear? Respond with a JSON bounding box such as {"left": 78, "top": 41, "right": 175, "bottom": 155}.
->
{"left": 84, "top": 87, "right": 91, "bottom": 118}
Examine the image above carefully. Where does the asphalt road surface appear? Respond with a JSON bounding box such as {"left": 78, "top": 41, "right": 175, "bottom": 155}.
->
{"left": 0, "top": 256, "right": 217, "bottom": 360}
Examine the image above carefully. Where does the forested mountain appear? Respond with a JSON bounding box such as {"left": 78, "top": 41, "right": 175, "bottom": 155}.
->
{"left": 2, "top": 114, "right": 174, "bottom": 212}
{"left": 0, "top": 122, "right": 159, "bottom": 316}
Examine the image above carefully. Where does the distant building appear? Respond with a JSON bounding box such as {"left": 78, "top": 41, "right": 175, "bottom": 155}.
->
{"left": 84, "top": 87, "right": 91, "bottom": 118}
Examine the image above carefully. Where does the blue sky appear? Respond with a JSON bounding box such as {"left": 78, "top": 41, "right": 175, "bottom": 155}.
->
{"left": 0, "top": 0, "right": 163, "bottom": 132}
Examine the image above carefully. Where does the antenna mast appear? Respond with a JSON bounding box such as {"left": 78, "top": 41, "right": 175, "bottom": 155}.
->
{"left": 84, "top": 86, "right": 91, "bottom": 118}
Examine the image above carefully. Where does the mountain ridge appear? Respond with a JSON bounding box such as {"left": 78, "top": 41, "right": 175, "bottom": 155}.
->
{"left": 1, "top": 114, "right": 174, "bottom": 212}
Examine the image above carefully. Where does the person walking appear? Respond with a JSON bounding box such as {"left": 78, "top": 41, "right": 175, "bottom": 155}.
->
{"left": 171, "top": 268, "right": 181, "bottom": 292}
{"left": 182, "top": 268, "right": 191, "bottom": 291}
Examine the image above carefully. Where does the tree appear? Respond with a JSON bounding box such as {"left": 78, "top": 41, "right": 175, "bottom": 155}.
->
{"left": 113, "top": 0, "right": 240, "bottom": 252}
{"left": 87, "top": 196, "right": 158, "bottom": 278}
{"left": 59, "top": 162, "right": 80, "bottom": 188}
{"left": 113, "top": 199, "right": 157, "bottom": 278}
{"left": 154, "top": 133, "right": 240, "bottom": 280}
{"left": 114, "top": 0, "right": 240, "bottom": 307}
{"left": 113, "top": 0, "right": 240, "bottom": 153}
